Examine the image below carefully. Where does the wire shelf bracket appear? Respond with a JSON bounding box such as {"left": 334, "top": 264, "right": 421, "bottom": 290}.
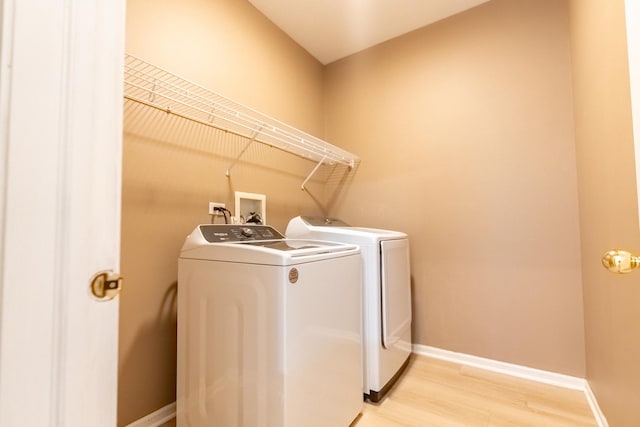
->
{"left": 225, "top": 125, "right": 263, "bottom": 177}
{"left": 301, "top": 156, "right": 327, "bottom": 191}
{"left": 124, "top": 53, "right": 359, "bottom": 186}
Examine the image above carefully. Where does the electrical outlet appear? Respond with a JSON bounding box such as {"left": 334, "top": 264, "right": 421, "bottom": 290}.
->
{"left": 208, "top": 202, "right": 225, "bottom": 215}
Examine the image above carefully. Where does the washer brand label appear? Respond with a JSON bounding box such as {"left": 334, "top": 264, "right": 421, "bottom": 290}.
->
{"left": 288, "top": 268, "right": 299, "bottom": 284}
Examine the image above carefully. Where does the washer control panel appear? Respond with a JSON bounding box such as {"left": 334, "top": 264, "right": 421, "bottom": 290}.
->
{"left": 199, "top": 224, "right": 284, "bottom": 242}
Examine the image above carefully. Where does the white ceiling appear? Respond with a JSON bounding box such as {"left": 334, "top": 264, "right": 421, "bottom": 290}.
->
{"left": 248, "top": 0, "right": 491, "bottom": 65}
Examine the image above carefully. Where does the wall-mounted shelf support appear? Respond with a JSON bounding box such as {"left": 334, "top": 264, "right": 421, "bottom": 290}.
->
{"left": 225, "top": 125, "right": 263, "bottom": 177}
{"left": 124, "top": 53, "right": 359, "bottom": 187}
{"left": 301, "top": 156, "right": 327, "bottom": 191}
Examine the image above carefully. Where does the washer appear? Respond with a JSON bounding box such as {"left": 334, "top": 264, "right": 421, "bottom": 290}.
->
{"left": 177, "top": 224, "right": 363, "bottom": 427}
{"left": 286, "top": 216, "right": 412, "bottom": 402}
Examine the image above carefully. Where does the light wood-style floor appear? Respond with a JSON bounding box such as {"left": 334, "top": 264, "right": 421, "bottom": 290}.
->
{"left": 352, "top": 355, "right": 597, "bottom": 427}
{"left": 161, "top": 354, "right": 597, "bottom": 427}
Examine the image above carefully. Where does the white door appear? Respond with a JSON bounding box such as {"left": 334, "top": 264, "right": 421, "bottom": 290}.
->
{"left": 0, "top": 0, "right": 125, "bottom": 426}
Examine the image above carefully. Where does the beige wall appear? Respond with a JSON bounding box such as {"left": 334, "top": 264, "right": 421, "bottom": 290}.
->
{"left": 324, "top": 0, "right": 586, "bottom": 376}
{"left": 121, "top": 0, "right": 329, "bottom": 424}
{"left": 126, "top": 0, "right": 324, "bottom": 135}
{"left": 568, "top": 0, "right": 640, "bottom": 425}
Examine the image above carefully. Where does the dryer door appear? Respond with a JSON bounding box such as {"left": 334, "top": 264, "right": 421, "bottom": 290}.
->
{"left": 380, "top": 239, "right": 412, "bottom": 348}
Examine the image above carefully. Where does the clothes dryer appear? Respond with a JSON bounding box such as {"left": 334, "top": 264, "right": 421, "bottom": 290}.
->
{"left": 286, "top": 216, "right": 412, "bottom": 402}
{"left": 177, "top": 224, "right": 362, "bottom": 426}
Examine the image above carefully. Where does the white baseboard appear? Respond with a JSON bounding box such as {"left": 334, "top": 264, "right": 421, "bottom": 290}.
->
{"left": 125, "top": 402, "right": 176, "bottom": 427}
{"left": 584, "top": 381, "right": 610, "bottom": 427}
{"left": 412, "top": 344, "right": 585, "bottom": 389}
{"left": 412, "top": 344, "right": 608, "bottom": 427}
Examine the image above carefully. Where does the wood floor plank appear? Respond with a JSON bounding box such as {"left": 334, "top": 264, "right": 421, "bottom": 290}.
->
{"left": 352, "top": 355, "right": 597, "bottom": 427}
{"left": 165, "top": 354, "right": 596, "bottom": 426}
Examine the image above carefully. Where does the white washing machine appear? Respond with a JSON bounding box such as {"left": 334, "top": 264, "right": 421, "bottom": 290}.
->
{"left": 177, "top": 224, "right": 363, "bottom": 427}
{"left": 286, "top": 216, "right": 412, "bottom": 402}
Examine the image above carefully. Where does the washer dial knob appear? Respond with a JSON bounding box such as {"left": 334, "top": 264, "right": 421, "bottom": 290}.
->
{"left": 241, "top": 227, "right": 255, "bottom": 237}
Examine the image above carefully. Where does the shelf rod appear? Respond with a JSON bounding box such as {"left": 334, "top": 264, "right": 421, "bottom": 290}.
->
{"left": 225, "top": 125, "right": 263, "bottom": 177}
{"left": 301, "top": 156, "right": 327, "bottom": 191}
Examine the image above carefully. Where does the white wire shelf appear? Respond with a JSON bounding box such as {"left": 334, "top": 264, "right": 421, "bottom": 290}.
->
{"left": 124, "top": 54, "right": 359, "bottom": 189}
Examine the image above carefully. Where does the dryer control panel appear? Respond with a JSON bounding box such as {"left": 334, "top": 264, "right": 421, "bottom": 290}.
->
{"left": 301, "top": 216, "right": 351, "bottom": 227}
{"left": 199, "top": 224, "right": 284, "bottom": 242}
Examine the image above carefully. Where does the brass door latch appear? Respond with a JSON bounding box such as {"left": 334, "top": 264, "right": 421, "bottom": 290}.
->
{"left": 90, "top": 270, "right": 123, "bottom": 300}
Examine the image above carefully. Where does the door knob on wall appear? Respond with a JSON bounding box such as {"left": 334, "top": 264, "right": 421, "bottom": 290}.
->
{"left": 601, "top": 250, "right": 640, "bottom": 273}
